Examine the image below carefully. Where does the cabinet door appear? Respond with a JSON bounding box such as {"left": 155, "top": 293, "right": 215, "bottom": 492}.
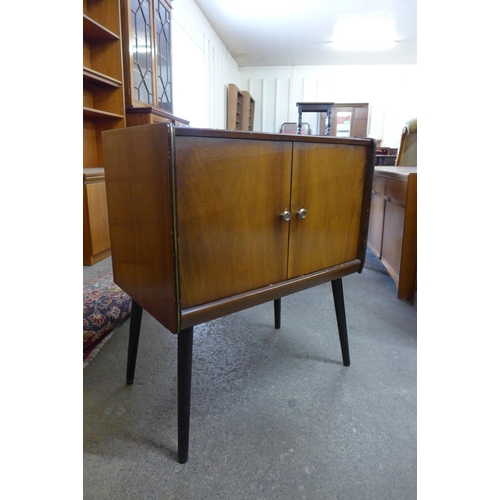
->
{"left": 288, "top": 142, "right": 367, "bottom": 278}
{"left": 176, "top": 137, "right": 292, "bottom": 308}
{"left": 83, "top": 181, "right": 111, "bottom": 262}
{"left": 154, "top": 0, "right": 173, "bottom": 112}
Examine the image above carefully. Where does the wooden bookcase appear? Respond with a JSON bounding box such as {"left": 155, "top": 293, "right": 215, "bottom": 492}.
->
{"left": 242, "top": 91, "right": 255, "bottom": 131}
{"left": 227, "top": 84, "right": 244, "bottom": 130}
{"left": 227, "top": 84, "right": 255, "bottom": 131}
{"left": 83, "top": 0, "right": 125, "bottom": 265}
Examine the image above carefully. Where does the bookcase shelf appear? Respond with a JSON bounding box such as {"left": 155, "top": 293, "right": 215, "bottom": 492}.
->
{"left": 83, "top": 0, "right": 125, "bottom": 265}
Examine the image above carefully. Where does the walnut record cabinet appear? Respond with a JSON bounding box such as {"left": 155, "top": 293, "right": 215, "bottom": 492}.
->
{"left": 102, "top": 123, "right": 376, "bottom": 463}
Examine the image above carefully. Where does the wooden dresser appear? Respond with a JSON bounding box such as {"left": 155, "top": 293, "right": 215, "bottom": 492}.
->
{"left": 367, "top": 166, "right": 417, "bottom": 301}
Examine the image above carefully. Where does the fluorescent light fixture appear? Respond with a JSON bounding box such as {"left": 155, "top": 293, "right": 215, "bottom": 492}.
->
{"left": 331, "top": 18, "right": 397, "bottom": 50}
{"left": 332, "top": 40, "right": 397, "bottom": 51}
{"left": 216, "top": 0, "right": 302, "bottom": 18}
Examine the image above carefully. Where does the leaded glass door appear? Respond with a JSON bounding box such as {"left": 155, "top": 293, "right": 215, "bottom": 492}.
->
{"left": 155, "top": 0, "right": 173, "bottom": 112}
{"left": 126, "top": 0, "right": 173, "bottom": 112}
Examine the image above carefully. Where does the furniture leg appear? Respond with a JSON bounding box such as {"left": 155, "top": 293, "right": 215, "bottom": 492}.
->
{"left": 178, "top": 327, "right": 194, "bottom": 464}
{"left": 274, "top": 298, "right": 281, "bottom": 329}
{"left": 126, "top": 300, "right": 143, "bottom": 385}
{"left": 297, "top": 111, "right": 303, "bottom": 134}
{"left": 326, "top": 109, "right": 332, "bottom": 135}
{"left": 331, "top": 279, "right": 350, "bottom": 367}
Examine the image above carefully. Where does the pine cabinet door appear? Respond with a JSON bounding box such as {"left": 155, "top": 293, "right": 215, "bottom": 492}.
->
{"left": 176, "top": 137, "right": 292, "bottom": 308}
{"left": 287, "top": 142, "right": 367, "bottom": 278}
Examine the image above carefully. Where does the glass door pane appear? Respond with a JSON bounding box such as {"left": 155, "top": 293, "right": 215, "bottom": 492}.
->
{"left": 130, "top": 0, "right": 154, "bottom": 105}
{"left": 155, "top": 0, "right": 173, "bottom": 112}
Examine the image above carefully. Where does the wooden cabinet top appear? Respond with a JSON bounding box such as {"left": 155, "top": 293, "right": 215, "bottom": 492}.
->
{"left": 374, "top": 166, "right": 417, "bottom": 180}
{"left": 175, "top": 126, "right": 375, "bottom": 147}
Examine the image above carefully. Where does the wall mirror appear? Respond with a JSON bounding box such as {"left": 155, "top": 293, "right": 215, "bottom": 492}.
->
{"left": 335, "top": 112, "right": 352, "bottom": 137}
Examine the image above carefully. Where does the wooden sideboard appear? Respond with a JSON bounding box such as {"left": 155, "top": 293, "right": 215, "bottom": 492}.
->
{"left": 367, "top": 167, "right": 417, "bottom": 301}
{"left": 102, "top": 123, "right": 376, "bottom": 462}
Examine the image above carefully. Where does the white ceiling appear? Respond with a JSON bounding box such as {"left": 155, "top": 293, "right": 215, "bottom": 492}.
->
{"left": 194, "top": 0, "right": 417, "bottom": 67}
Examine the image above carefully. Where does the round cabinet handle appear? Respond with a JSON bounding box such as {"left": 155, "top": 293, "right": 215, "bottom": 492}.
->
{"left": 281, "top": 210, "right": 292, "bottom": 222}
{"left": 297, "top": 208, "right": 307, "bottom": 219}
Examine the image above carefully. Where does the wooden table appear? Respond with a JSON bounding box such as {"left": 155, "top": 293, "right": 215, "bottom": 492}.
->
{"left": 296, "top": 102, "right": 334, "bottom": 135}
{"left": 102, "top": 123, "right": 376, "bottom": 462}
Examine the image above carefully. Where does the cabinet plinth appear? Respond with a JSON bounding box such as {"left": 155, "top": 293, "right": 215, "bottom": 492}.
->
{"left": 103, "top": 124, "right": 375, "bottom": 333}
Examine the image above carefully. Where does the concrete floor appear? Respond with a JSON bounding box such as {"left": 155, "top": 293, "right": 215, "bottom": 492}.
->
{"left": 83, "top": 249, "right": 417, "bottom": 499}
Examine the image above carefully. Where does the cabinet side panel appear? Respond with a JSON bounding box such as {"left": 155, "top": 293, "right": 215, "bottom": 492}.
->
{"left": 398, "top": 173, "right": 417, "bottom": 299}
{"left": 102, "top": 123, "right": 180, "bottom": 333}
{"left": 85, "top": 181, "right": 111, "bottom": 254}
{"left": 288, "top": 143, "right": 367, "bottom": 278}
{"left": 176, "top": 137, "right": 292, "bottom": 308}
{"left": 367, "top": 193, "right": 385, "bottom": 258}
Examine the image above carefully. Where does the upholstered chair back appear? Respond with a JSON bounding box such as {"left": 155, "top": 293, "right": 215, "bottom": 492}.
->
{"left": 396, "top": 118, "right": 417, "bottom": 166}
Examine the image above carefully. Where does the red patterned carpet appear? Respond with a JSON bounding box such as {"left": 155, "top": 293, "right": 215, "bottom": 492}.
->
{"left": 83, "top": 271, "right": 131, "bottom": 366}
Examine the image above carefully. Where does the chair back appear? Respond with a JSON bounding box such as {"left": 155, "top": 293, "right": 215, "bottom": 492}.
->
{"left": 395, "top": 118, "right": 417, "bottom": 166}
{"left": 280, "top": 122, "right": 311, "bottom": 135}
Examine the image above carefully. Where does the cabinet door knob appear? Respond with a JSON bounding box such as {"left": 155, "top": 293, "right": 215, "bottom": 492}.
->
{"left": 297, "top": 208, "right": 307, "bottom": 219}
{"left": 281, "top": 210, "right": 292, "bottom": 222}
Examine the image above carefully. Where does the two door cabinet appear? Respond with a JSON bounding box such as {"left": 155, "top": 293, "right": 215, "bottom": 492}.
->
{"left": 102, "top": 123, "right": 375, "bottom": 462}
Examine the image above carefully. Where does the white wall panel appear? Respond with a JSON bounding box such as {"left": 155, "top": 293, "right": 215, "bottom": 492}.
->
{"left": 240, "top": 65, "right": 417, "bottom": 147}
{"left": 172, "top": 0, "right": 240, "bottom": 129}
{"left": 261, "top": 79, "right": 278, "bottom": 133}
{"left": 172, "top": 3, "right": 416, "bottom": 144}
{"left": 275, "top": 78, "right": 292, "bottom": 133}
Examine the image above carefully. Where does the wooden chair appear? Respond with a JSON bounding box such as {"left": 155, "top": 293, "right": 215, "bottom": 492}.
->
{"left": 395, "top": 118, "right": 417, "bottom": 166}
{"left": 280, "top": 122, "right": 311, "bottom": 135}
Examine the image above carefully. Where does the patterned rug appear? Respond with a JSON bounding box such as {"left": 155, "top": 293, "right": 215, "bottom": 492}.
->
{"left": 83, "top": 271, "right": 132, "bottom": 367}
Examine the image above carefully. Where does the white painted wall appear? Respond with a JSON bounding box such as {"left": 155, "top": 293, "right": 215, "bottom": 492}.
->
{"left": 239, "top": 65, "right": 417, "bottom": 148}
{"left": 171, "top": 0, "right": 240, "bottom": 128}
{"left": 171, "top": 1, "right": 416, "bottom": 147}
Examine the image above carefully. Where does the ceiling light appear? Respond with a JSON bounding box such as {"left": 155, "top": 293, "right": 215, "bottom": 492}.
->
{"left": 331, "top": 18, "right": 397, "bottom": 50}
{"left": 215, "top": 0, "right": 302, "bottom": 18}
{"left": 331, "top": 40, "right": 397, "bottom": 51}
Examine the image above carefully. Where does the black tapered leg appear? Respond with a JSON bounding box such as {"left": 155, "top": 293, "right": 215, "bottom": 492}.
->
{"left": 178, "top": 327, "right": 194, "bottom": 464}
{"left": 331, "top": 279, "right": 350, "bottom": 367}
{"left": 274, "top": 298, "right": 281, "bottom": 329}
{"left": 126, "top": 300, "right": 143, "bottom": 385}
